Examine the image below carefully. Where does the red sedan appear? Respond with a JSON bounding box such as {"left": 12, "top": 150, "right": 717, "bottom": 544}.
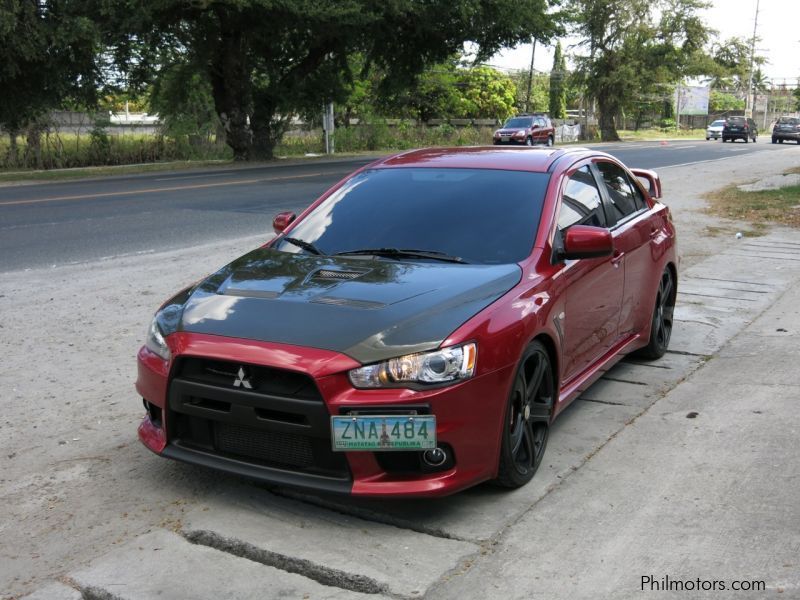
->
{"left": 136, "top": 146, "right": 677, "bottom": 497}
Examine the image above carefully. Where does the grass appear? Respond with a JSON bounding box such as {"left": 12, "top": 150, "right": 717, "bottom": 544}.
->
{"left": 704, "top": 174, "right": 800, "bottom": 229}
{"left": 618, "top": 128, "right": 706, "bottom": 141}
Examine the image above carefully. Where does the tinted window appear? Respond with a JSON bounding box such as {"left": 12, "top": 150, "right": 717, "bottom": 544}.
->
{"left": 596, "top": 162, "right": 642, "bottom": 224}
{"left": 504, "top": 117, "right": 533, "bottom": 128}
{"left": 777, "top": 117, "right": 799, "bottom": 125}
{"left": 276, "top": 168, "right": 549, "bottom": 264}
{"left": 710, "top": 120, "right": 726, "bottom": 127}
{"left": 558, "top": 166, "right": 605, "bottom": 230}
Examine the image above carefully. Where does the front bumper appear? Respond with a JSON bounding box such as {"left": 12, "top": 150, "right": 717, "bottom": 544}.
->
{"left": 136, "top": 332, "right": 513, "bottom": 497}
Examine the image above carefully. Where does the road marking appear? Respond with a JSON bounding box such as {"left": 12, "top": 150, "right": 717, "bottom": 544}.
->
{"left": 154, "top": 172, "right": 230, "bottom": 181}
{"left": 0, "top": 171, "right": 335, "bottom": 207}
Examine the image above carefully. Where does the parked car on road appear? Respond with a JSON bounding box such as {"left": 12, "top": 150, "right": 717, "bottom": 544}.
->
{"left": 136, "top": 146, "right": 677, "bottom": 497}
{"left": 493, "top": 114, "right": 555, "bottom": 146}
{"left": 771, "top": 116, "right": 800, "bottom": 144}
{"left": 722, "top": 116, "right": 757, "bottom": 143}
{"left": 705, "top": 119, "right": 726, "bottom": 140}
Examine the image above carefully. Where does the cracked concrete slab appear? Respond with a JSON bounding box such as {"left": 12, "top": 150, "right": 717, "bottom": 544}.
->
{"left": 181, "top": 485, "right": 479, "bottom": 597}
{"left": 69, "top": 530, "right": 383, "bottom": 600}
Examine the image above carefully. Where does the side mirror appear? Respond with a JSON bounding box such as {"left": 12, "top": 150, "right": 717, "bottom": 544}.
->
{"left": 630, "top": 168, "right": 662, "bottom": 200}
{"left": 560, "top": 225, "right": 613, "bottom": 260}
{"left": 272, "top": 211, "right": 296, "bottom": 234}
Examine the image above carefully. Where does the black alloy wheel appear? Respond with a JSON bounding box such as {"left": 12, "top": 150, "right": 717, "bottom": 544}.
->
{"left": 494, "top": 341, "right": 554, "bottom": 488}
{"left": 636, "top": 267, "right": 675, "bottom": 360}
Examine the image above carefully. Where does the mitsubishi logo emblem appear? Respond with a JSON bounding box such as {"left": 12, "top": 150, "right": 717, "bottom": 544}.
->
{"left": 233, "top": 367, "right": 253, "bottom": 389}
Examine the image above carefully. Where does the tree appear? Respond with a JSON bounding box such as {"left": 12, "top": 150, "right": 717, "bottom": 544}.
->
{"left": 0, "top": 1, "right": 100, "bottom": 166}
{"left": 98, "top": 0, "right": 561, "bottom": 160}
{"left": 567, "top": 0, "right": 712, "bottom": 140}
{"left": 455, "top": 66, "right": 517, "bottom": 120}
{"left": 549, "top": 41, "right": 567, "bottom": 118}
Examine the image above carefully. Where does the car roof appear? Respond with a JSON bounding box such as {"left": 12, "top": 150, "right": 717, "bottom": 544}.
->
{"left": 370, "top": 146, "right": 598, "bottom": 173}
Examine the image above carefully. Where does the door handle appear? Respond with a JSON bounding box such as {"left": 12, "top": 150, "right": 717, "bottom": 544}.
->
{"left": 649, "top": 228, "right": 660, "bottom": 239}
{"left": 611, "top": 250, "right": 625, "bottom": 266}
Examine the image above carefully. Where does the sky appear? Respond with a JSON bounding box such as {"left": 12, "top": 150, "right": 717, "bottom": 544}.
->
{"left": 487, "top": 0, "right": 799, "bottom": 84}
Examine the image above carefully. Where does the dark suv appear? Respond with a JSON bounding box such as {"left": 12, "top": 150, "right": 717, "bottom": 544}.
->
{"left": 493, "top": 114, "right": 555, "bottom": 146}
{"left": 722, "top": 116, "right": 757, "bottom": 143}
{"left": 771, "top": 117, "right": 800, "bottom": 144}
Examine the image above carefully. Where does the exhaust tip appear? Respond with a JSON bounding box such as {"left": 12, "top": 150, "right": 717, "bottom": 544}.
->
{"left": 422, "top": 447, "right": 447, "bottom": 467}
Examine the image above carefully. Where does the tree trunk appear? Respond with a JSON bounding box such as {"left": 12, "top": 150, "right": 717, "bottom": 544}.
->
{"left": 6, "top": 130, "right": 19, "bottom": 168}
{"left": 26, "top": 123, "right": 44, "bottom": 169}
{"left": 249, "top": 108, "right": 288, "bottom": 160}
{"left": 208, "top": 10, "right": 252, "bottom": 160}
{"left": 597, "top": 95, "right": 621, "bottom": 141}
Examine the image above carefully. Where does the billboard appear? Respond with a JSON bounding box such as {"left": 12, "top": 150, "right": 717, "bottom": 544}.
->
{"left": 675, "top": 85, "right": 710, "bottom": 116}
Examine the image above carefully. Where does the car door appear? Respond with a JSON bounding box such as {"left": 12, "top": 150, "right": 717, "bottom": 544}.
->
{"left": 556, "top": 165, "right": 625, "bottom": 384}
{"left": 533, "top": 117, "right": 547, "bottom": 144}
{"left": 593, "top": 160, "right": 652, "bottom": 340}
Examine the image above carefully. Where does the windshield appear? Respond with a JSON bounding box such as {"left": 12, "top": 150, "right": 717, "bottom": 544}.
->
{"left": 503, "top": 117, "right": 533, "bottom": 129}
{"left": 274, "top": 168, "right": 549, "bottom": 264}
{"left": 710, "top": 120, "right": 725, "bottom": 126}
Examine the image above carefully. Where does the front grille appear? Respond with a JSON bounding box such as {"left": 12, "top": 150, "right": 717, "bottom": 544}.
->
{"left": 177, "top": 358, "right": 322, "bottom": 401}
{"left": 215, "top": 422, "right": 314, "bottom": 468}
{"left": 167, "top": 358, "right": 349, "bottom": 480}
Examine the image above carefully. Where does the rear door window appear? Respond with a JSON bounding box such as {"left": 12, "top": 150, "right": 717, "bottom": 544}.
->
{"left": 595, "top": 162, "right": 643, "bottom": 225}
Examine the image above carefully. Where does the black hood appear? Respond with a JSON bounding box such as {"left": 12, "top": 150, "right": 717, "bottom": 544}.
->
{"left": 177, "top": 248, "right": 521, "bottom": 364}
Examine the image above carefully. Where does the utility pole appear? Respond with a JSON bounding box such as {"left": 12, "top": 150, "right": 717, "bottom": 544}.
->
{"left": 525, "top": 38, "right": 537, "bottom": 113}
{"left": 745, "top": 0, "right": 760, "bottom": 118}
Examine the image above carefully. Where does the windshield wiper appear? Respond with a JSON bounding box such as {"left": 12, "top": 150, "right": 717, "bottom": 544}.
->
{"left": 335, "top": 248, "right": 467, "bottom": 264}
{"left": 283, "top": 236, "right": 324, "bottom": 256}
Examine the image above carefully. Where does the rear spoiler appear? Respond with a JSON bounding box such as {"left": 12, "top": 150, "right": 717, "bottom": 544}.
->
{"left": 630, "top": 168, "right": 662, "bottom": 200}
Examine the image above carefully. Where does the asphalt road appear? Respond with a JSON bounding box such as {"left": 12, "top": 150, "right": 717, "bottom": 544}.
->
{"left": 0, "top": 140, "right": 796, "bottom": 272}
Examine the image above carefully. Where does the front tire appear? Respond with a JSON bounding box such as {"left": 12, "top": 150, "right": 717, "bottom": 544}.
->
{"left": 494, "top": 341, "right": 554, "bottom": 489}
{"left": 546, "top": 135, "right": 554, "bottom": 147}
{"left": 636, "top": 267, "right": 676, "bottom": 360}
{"left": 525, "top": 137, "right": 533, "bottom": 147}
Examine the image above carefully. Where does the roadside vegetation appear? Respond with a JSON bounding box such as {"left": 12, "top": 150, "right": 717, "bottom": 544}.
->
{"left": 3, "top": 0, "right": 800, "bottom": 174}
{"left": 705, "top": 170, "right": 800, "bottom": 229}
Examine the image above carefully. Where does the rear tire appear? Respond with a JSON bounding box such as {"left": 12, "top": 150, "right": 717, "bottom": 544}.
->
{"left": 494, "top": 341, "right": 554, "bottom": 489}
{"left": 772, "top": 138, "right": 777, "bottom": 144}
{"left": 636, "top": 267, "right": 676, "bottom": 360}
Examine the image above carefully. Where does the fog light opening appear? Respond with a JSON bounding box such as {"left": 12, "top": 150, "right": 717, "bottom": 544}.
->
{"left": 422, "top": 447, "right": 447, "bottom": 467}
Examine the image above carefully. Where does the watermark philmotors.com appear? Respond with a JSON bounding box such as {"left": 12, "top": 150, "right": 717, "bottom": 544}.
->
{"left": 641, "top": 575, "right": 766, "bottom": 592}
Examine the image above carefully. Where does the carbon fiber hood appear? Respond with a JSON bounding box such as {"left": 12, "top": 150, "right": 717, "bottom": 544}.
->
{"left": 178, "top": 248, "right": 521, "bottom": 363}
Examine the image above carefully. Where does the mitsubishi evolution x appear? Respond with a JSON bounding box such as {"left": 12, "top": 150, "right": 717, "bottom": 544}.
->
{"left": 136, "top": 146, "right": 677, "bottom": 497}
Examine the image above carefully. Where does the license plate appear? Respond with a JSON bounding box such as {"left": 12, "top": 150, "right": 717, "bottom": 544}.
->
{"left": 331, "top": 415, "right": 436, "bottom": 451}
{"left": 501, "top": 136, "right": 510, "bottom": 140}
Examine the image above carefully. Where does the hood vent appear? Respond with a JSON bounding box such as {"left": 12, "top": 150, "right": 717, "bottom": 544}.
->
{"left": 311, "top": 269, "right": 368, "bottom": 281}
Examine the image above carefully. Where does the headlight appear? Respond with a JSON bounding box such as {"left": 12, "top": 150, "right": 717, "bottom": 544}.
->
{"left": 348, "top": 343, "right": 476, "bottom": 389}
{"left": 145, "top": 315, "right": 171, "bottom": 360}
{"left": 516, "top": 129, "right": 527, "bottom": 136}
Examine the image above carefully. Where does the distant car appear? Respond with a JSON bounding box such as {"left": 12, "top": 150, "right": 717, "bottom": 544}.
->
{"left": 771, "top": 116, "right": 800, "bottom": 144}
{"left": 722, "top": 116, "right": 757, "bottom": 143}
{"left": 135, "top": 146, "right": 677, "bottom": 497}
{"left": 705, "top": 119, "right": 726, "bottom": 140}
{"left": 493, "top": 114, "right": 555, "bottom": 146}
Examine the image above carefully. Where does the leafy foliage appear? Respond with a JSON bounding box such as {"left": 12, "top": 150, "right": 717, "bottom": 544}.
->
{"left": 95, "top": 0, "right": 561, "bottom": 159}
{"left": 567, "top": 0, "right": 712, "bottom": 140}
{"left": 548, "top": 42, "right": 567, "bottom": 118}
{"left": 0, "top": 1, "right": 101, "bottom": 165}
